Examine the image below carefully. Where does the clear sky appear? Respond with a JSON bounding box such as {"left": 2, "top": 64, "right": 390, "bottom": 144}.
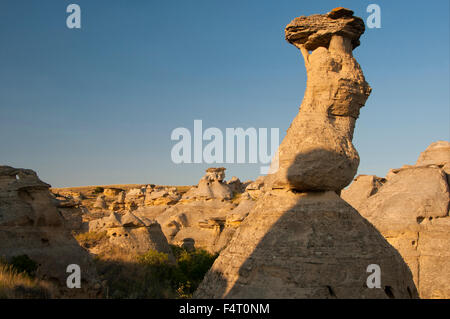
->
{"left": 0, "top": 0, "right": 449, "bottom": 187}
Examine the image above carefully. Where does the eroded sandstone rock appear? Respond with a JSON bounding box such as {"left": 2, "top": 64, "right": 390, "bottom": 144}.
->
{"left": 265, "top": 8, "right": 371, "bottom": 192}
{"left": 353, "top": 142, "right": 450, "bottom": 298}
{"left": 135, "top": 168, "right": 251, "bottom": 253}
{"left": 182, "top": 168, "right": 233, "bottom": 201}
{"left": 285, "top": 7, "right": 365, "bottom": 51}
{"left": 0, "top": 166, "right": 99, "bottom": 297}
{"left": 195, "top": 8, "right": 418, "bottom": 299}
{"left": 88, "top": 211, "right": 174, "bottom": 261}
{"left": 341, "top": 175, "right": 386, "bottom": 211}
{"left": 196, "top": 191, "right": 417, "bottom": 298}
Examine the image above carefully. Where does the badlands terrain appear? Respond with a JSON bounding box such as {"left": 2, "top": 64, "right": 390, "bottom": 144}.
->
{"left": 0, "top": 8, "right": 448, "bottom": 299}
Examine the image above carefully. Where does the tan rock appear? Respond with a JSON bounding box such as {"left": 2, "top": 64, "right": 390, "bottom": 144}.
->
{"left": 183, "top": 168, "right": 233, "bottom": 201}
{"left": 341, "top": 175, "right": 386, "bottom": 211}
{"left": 117, "top": 191, "right": 126, "bottom": 204}
{"left": 245, "top": 176, "right": 265, "bottom": 200}
{"left": 285, "top": 7, "right": 365, "bottom": 51}
{"left": 145, "top": 187, "right": 180, "bottom": 206}
{"left": 265, "top": 8, "right": 371, "bottom": 192}
{"left": 416, "top": 141, "right": 450, "bottom": 168}
{"left": 93, "top": 195, "right": 107, "bottom": 209}
{"left": 155, "top": 199, "right": 238, "bottom": 253}
{"left": 196, "top": 9, "right": 417, "bottom": 299}
{"left": 357, "top": 165, "right": 450, "bottom": 298}
{"left": 103, "top": 188, "right": 123, "bottom": 198}
{"left": 0, "top": 166, "right": 99, "bottom": 297}
{"left": 88, "top": 211, "right": 174, "bottom": 260}
{"left": 226, "top": 177, "right": 245, "bottom": 194}
{"left": 195, "top": 191, "right": 418, "bottom": 298}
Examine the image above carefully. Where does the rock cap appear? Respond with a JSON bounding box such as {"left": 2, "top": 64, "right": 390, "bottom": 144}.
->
{"left": 285, "top": 7, "right": 365, "bottom": 51}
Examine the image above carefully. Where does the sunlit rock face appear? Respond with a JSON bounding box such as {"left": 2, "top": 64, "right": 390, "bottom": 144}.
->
{"left": 346, "top": 142, "right": 450, "bottom": 299}
{"left": 195, "top": 8, "right": 418, "bottom": 299}
{"left": 266, "top": 7, "right": 371, "bottom": 192}
{"left": 0, "top": 166, "right": 99, "bottom": 297}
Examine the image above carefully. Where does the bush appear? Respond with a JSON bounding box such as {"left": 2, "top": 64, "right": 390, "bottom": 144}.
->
{"left": 9, "top": 255, "right": 38, "bottom": 278}
{"left": 137, "top": 250, "right": 169, "bottom": 266}
{"left": 0, "top": 259, "right": 53, "bottom": 298}
{"left": 95, "top": 245, "right": 218, "bottom": 299}
{"left": 172, "top": 246, "right": 218, "bottom": 287}
{"left": 169, "top": 245, "right": 218, "bottom": 298}
{"left": 93, "top": 187, "right": 104, "bottom": 194}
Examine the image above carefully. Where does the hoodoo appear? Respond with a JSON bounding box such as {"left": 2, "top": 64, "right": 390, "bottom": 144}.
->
{"left": 195, "top": 8, "right": 418, "bottom": 299}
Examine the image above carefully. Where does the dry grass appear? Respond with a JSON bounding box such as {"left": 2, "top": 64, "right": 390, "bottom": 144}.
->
{"left": 75, "top": 231, "right": 108, "bottom": 249}
{"left": 0, "top": 264, "right": 54, "bottom": 299}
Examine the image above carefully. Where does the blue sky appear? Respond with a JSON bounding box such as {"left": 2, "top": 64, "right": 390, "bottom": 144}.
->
{"left": 0, "top": 0, "right": 449, "bottom": 187}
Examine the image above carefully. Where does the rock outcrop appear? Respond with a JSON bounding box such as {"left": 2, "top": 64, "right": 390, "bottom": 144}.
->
{"left": 341, "top": 175, "right": 386, "bottom": 211}
{"left": 344, "top": 141, "right": 450, "bottom": 298}
{"left": 0, "top": 166, "right": 99, "bottom": 297}
{"left": 135, "top": 168, "right": 253, "bottom": 253}
{"left": 245, "top": 176, "right": 266, "bottom": 200}
{"left": 195, "top": 8, "right": 418, "bottom": 299}
{"left": 87, "top": 211, "right": 174, "bottom": 261}
{"left": 182, "top": 167, "right": 233, "bottom": 201}
{"left": 196, "top": 191, "right": 417, "bottom": 298}
{"left": 265, "top": 7, "right": 371, "bottom": 192}
{"left": 94, "top": 195, "right": 107, "bottom": 209}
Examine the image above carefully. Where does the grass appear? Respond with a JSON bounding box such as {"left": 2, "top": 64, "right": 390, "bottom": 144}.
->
{"left": 0, "top": 260, "right": 54, "bottom": 299}
{"left": 94, "top": 245, "right": 218, "bottom": 299}
{"left": 75, "top": 231, "right": 107, "bottom": 249}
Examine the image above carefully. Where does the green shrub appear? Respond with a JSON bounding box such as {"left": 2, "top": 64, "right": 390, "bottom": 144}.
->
{"left": 9, "top": 255, "right": 38, "bottom": 278}
{"left": 96, "top": 246, "right": 218, "bottom": 299}
{"left": 137, "top": 250, "right": 170, "bottom": 266}
{"left": 93, "top": 187, "right": 104, "bottom": 194}
{"left": 170, "top": 245, "right": 218, "bottom": 298}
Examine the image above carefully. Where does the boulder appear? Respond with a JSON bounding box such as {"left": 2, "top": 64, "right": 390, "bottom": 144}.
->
{"left": 416, "top": 141, "right": 450, "bottom": 169}
{"left": 227, "top": 176, "right": 245, "bottom": 194}
{"left": 341, "top": 175, "right": 386, "bottom": 211}
{"left": 125, "top": 188, "right": 145, "bottom": 210}
{"left": 357, "top": 162, "right": 450, "bottom": 298}
{"left": 245, "top": 176, "right": 265, "bottom": 200}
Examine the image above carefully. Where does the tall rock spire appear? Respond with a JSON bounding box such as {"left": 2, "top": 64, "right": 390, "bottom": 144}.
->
{"left": 195, "top": 8, "right": 418, "bottom": 299}
{"left": 267, "top": 7, "right": 371, "bottom": 191}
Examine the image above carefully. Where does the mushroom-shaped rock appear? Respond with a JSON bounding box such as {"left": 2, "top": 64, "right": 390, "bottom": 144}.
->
{"left": 183, "top": 168, "right": 233, "bottom": 200}
{"left": 195, "top": 9, "right": 418, "bottom": 299}
{"left": 265, "top": 7, "right": 371, "bottom": 192}
{"left": 285, "top": 7, "right": 365, "bottom": 51}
